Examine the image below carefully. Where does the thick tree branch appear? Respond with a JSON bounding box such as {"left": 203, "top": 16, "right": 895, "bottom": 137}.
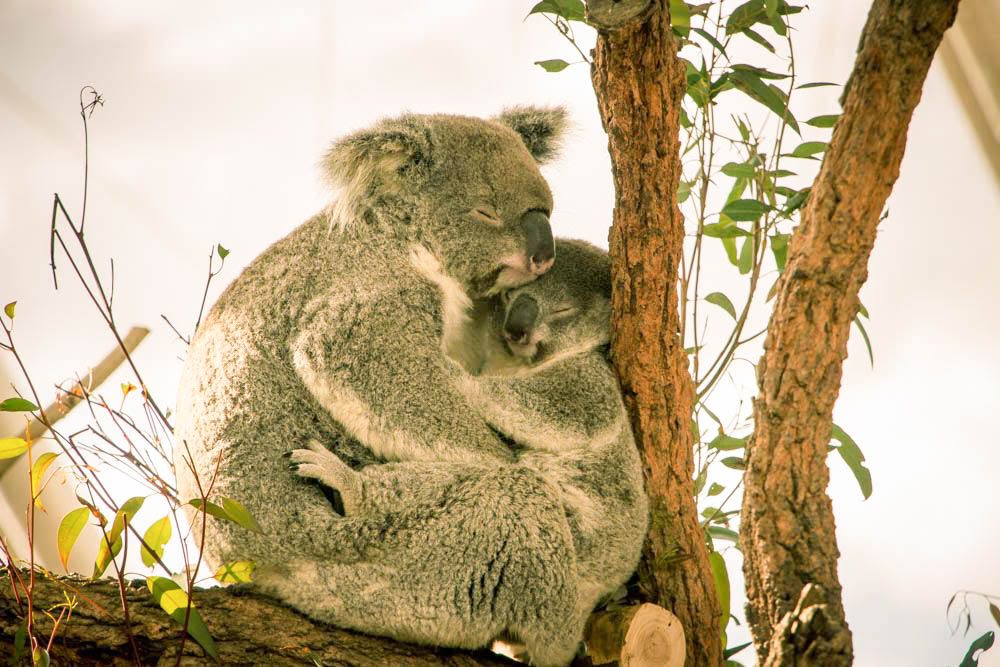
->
{"left": 739, "top": 1, "right": 960, "bottom": 664}
{"left": 0, "top": 571, "right": 517, "bottom": 666}
{"left": 587, "top": 1, "right": 723, "bottom": 664}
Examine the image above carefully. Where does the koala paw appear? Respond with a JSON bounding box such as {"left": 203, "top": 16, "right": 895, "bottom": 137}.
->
{"left": 290, "top": 439, "right": 362, "bottom": 515}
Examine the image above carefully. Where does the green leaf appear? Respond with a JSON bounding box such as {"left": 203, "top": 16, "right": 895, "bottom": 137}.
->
{"left": 721, "top": 198, "right": 768, "bottom": 222}
{"left": 707, "top": 482, "right": 725, "bottom": 497}
{"left": 709, "top": 434, "right": 746, "bottom": 451}
{"left": 797, "top": 81, "right": 839, "bottom": 89}
{"left": 805, "top": 114, "right": 840, "bottom": 128}
{"left": 730, "top": 68, "right": 798, "bottom": 132}
{"left": 731, "top": 63, "right": 788, "bottom": 80}
{"left": 725, "top": 641, "right": 753, "bottom": 659}
{"left": 147, "top": 576, "right": 218, "bottom": 658}
{"left": 0, "top": 397, "right": 38, "bottom": 412}
{"left": 703, "top": 222, "right": 751, "bottom": 239}
{"left": 534, "top": 59, "right": 571, "bottom": 73}
{"left": 853, "top": 316, "right": 874, "bottom": 368}
{"left": 959, "top": 631, "right": 995, "bottom": 667}
{"left": 141, "top": 515, "right": 172, "bottom": 568}
{"left": 669, "top": 0, "right": 690, "bottom": 35}
{"left": 13, "top": 623, "right": 26, "bottom": 660}
{"left": 221, "top": 497, "right": 263, "bottom": 533}
{"left": 705, "top": 293, "right": 737, "bottom": 320}
{"left": 188, "top": 498, "right": 231, "bottom": 522}
{"left": 3, "top": 301, "right": 15, "bottom": 319}
{"left": 726, "top": 0, "right": 765, "bottom": 34}
{"left": 30, "top": 452, "right": 59, "bottom": 509}
{"left": 989, "top": 602, "right": 1000, "bottom": 629}
{"left": 678, "top": 179, "right": 694, "bottom": 204}
{"left": 709, "top": 551, "right": 730, "bottom": 632}
{"left": 693, "top": 466, "right": 708, "bottom": 495}
{"left": 737, "top": 236, "right": 754, "bottom": 275}
{"left": 214, "top": 560, "right": 256, "bottom": 584}
{"left": 216, "top": 243, "right": 229, "bottom": 260}
{"left": 692, "top": 27, "right": 727, "bottom": 56}
{"left": 830, "top": 424, "right": 872, "bottom": 499}
{"left": 58, "top": 507, "right": 91, "bottom": 571}
{"left": 741, "top": 27, "right": 775, "bottom": 53}
{"left": 784, "top": 187, "right": 810, "bottom": 213}
{"left": 708, "top": 525, "right": 739, "bottom": 544}
{"left": 721, "top": 457, "right": 745, "bottom": 470}
{"left": 0, "top": 437, "right": 28, "bottom": 460}
{"left": 32, "top": 646, "right": 50, "bottom": 667}
{"left": 857, "top": 301, "right": 870, "bottom": 319}
{"left": 94, "top": 496, "right": 145, "bottom": 577}
{"left": 787, "top": 141, "right": 828, "bottom": 159}
{"left": 721, "top": 162, "right": 755, "bottom": 178}
{"left": 770, "top": 233, "right": 789, "bottom": 272}
{"left": 527, "top": 0, "right": 585, "bottom": 21}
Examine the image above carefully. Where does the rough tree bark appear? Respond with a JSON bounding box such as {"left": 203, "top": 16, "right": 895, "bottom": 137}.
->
{"left": 586, "top": 1, "right": 724, "bottom": 665}
{"left": 0, "top": 571, "right": 517, "bottom": 666}
{"left": 739, "top": 1, "right": 960, "bottom": 665}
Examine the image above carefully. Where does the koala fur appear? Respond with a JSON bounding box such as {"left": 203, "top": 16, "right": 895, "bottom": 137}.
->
{"left": 292, "top": 239, "right": 648, "bottom": 663}
{"left": 174, "top": 109, "right": 633, "bottom": 665}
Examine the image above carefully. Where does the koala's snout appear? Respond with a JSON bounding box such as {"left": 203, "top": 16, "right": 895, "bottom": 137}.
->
{"left": 504, "top": 294, "right": 539, "bottom": 346}
{"left": 520, "top": 210, "right": 555, "bottom": 275}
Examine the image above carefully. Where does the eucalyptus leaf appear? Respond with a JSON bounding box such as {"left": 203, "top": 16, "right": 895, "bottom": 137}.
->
{"left": 853, "top": 316, "right": 874, "bottom": 368}
{"left": 0, "top": 437, "right": 28, "bottom": 460}
{"left": 738, "top": 236, "right": 753, "bottom": 275}
{"left": 709, "top": 434, "right": 747, "bottom": 451}
{"left": 709, "top": 551, "right": 730, "bottom": 631}
{"left": 959, "top": 631, "right": 995, "bottom": 667}
{"left": 787, "top": 141, "right": 828, "bottom": 158}
{"left": 805, "top": 114, "right": 840, "bottom": 128}
{"left": 0, "top": 397, "right": 38, "bottom": 412}
{"left": 721, "top": 457, "right": 746, "bottom": 470}
{"left": 147, "top": 576, "right": 219, "bottom": 658}
{"left": 721, "top": 162, "right": 755, "bottom": 178}
{"left": 721, "top": 198, "right": 768, "bottom": 222}
{"left": 705, "top": 292, "right": 737, "bottom": 320}
{"left": 830, "top": 424, "right": 872, "bottom": 499}
{"left": 215, "top": 560, "right": 256, "bottom": 584}
{"left": 3, "top": 302, "right": 15, "bottom": 319}
{"left": 216, "top": 243, "right": 230, "bottom": 260}
{"left": 141, "top": 515, "right": 172, "bottom": 567}
{"left": 797, "top": 81, "right": 839, "bottom": 89}
{"left": 535, "top": 59, "right": 571, "bottom": 73}
{"left": 57, "top": 507, "right": 90, "bottom": 570}
{"left": 527, "top": 0, "right": 586, "bottom": 21}
{"left": 703, "top": 222, "right": 751, "bottom": 239}
{"left": 30, "top": 452, "right": 59, "bottom": 509}
{"left": 730, "top": 69, "right": 798, "bottom": 132}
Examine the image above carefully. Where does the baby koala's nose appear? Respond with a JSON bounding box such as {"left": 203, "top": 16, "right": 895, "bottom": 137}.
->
{"left": 503, "top": 294, "right": 539, "bottom": 345}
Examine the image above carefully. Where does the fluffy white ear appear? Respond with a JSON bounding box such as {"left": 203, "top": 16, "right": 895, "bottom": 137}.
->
{"left": 494, "top": 106, "right": 568, "bottom": 164}
{"left": 323, "top": 120, "right": 432, "bottom": 228}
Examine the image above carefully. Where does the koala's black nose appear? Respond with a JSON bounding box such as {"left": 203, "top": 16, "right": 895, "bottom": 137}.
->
{"left": 504, "top": 294, "right": 539, "bottom": 344}
{"left": 520, "top": 210, "right": 555, "bottom": 275}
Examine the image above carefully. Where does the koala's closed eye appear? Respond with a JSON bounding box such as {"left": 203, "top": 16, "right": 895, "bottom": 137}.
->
{"left": 470, "top": 206, "right": 502, "bottom": 227}
{"left": 550, "top": 306, "right": 578, "bottom": 320}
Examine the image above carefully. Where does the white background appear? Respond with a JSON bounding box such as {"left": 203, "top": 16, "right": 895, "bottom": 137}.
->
{"left": 1, "top": 2, "right": 998, "bottom": 665}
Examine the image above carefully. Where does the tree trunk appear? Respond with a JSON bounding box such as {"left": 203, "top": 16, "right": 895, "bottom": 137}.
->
{"left": 739, "top": 1, "right": 960, "bottom": 664}
{"left": 587, "top": 1, "right": 724, "bottom": 665}
{"left": 0, "top": 571, "right": 517, "bottom": 666}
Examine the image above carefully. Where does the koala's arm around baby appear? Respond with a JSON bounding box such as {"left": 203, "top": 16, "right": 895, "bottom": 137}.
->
{"left": 290, "top": 280, "right": 514, "bottom": 465}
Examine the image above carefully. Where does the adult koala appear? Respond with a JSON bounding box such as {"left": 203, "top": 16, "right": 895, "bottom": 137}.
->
{"left": 174, "top": 109, "right": 582, "bottom": 662}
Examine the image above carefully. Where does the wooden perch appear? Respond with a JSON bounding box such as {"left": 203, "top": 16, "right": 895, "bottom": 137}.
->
{"left": 0, "top": 326, "right": 149, "bottom": 480}
{"left": 585, "top": 603, "right": 685, "bottom": 667}
{"left": 0, "top": 570, "right": 518, "bottom": 666}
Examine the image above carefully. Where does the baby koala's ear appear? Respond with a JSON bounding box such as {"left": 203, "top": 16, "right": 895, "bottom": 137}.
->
{"left": 323, "top": 118, "right": 433, "bottom": 191}
{"left": 494, "top": 106, "right": 568, "bottom": 164}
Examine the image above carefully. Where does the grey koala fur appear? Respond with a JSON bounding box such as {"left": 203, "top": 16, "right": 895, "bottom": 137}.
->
{"left": 292, "top": 238, "right": 648, "bottom": 663}
{"left": 175, "top": 109, "right": 639, "bottom": 666}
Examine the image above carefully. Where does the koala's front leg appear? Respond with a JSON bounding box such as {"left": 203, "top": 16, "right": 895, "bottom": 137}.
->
{"left": 292, "top": 285, "right": 514, "bottom": 465}
{"left": 291, "top": 440, "right": 363, "bottom": 515}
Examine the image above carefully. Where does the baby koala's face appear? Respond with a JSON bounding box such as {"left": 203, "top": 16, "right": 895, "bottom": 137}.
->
{"left": 496, "top": 239, "right": 611, "bottom": 365}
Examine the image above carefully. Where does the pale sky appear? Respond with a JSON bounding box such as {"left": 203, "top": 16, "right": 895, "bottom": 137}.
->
{"left": 1, "top": 2, "right": 998, "bottom": 665}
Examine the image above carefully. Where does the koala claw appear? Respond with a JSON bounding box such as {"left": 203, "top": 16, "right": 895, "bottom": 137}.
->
{"left": 289, "top": 440, "right": 362, "bottom": 514}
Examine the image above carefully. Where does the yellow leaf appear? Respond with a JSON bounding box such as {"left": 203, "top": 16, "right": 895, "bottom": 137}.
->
{"left": 0, "top": 437, "right": 28, "bottom": 460}
{"left": 140, "top": 516, "right": 172, "bottom": 568}
{"left": 57, "top": 507, "right": 91, "bottom": 570}
{"left": 214, "top": 560, "right": 255, "bottom": 584}
{"left": 30, "top": 452, "right": 60, "bottom": 510}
